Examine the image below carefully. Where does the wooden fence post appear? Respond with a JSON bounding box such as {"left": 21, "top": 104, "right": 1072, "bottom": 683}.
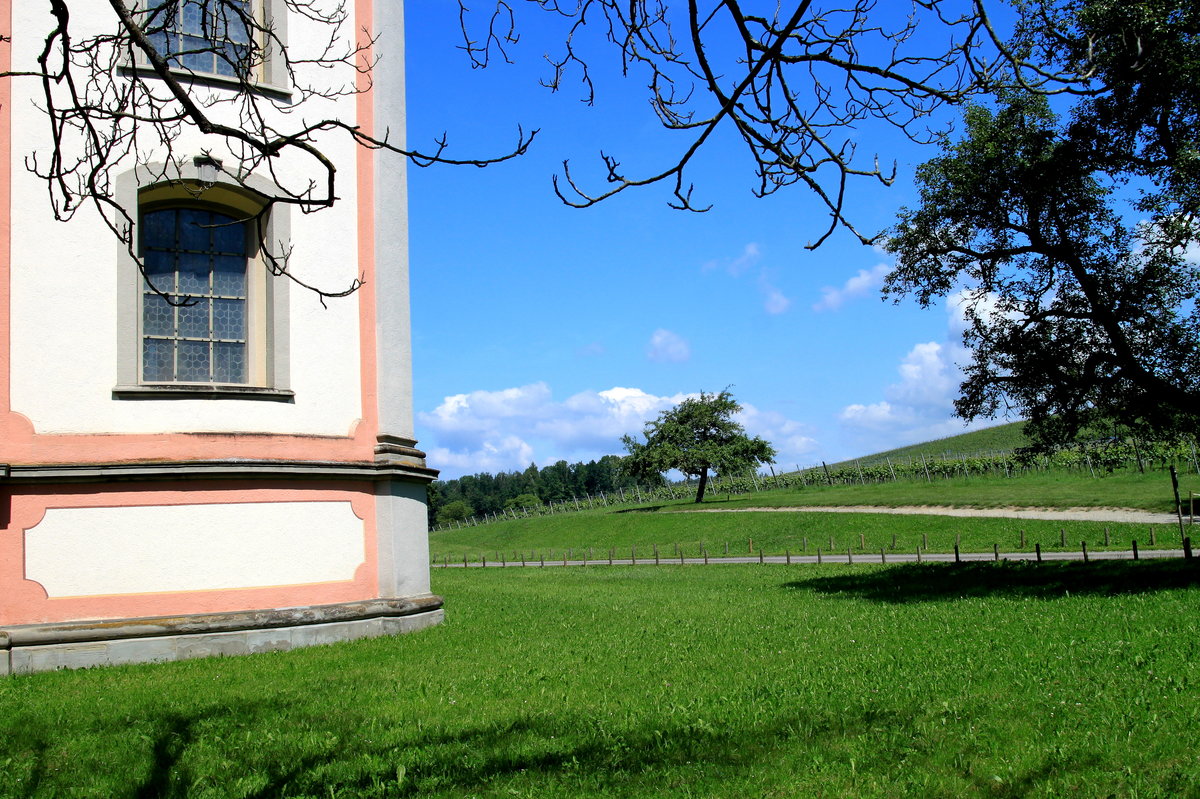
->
{"left": 1035, "top": 543, "right": 1042, "bottom": 563}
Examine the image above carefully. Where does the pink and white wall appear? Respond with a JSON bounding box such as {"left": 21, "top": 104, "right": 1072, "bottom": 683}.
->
{"left": 0, "top": 1, "right": 442, "bottom": 675}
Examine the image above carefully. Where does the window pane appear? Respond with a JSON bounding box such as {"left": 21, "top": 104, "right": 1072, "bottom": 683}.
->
{"left": 178, "top": 209, "right": 211, "bottom": 252}
{"left": 143, "top": 293, "right": 175, "bottom": 337}
{"left": 181, "top": 1, "right": 205, "bottom": 36}
{"left": 210, "top": 219, "right": 246, "bottom": 255}
{"left": 181, "top": 40, "right": 213, "bottom": 72}
{"left": 142, "top": 209, "right": 176, "bottom": 249}
{"left": 212, "top": 255, "right": 246, "bottom": 296}
{"left": 214, "top": 341, "right": 247, "bottom": 383}
{"left": 213, "top": 298, "right": 246, "bottom": 340}
{"left": 177, "top": 251, "right": 210, "bottom": 295}
{"left": 142, "top": 338, "right": 174, "bottom": 382}
{"left": 177, "top": 340, "right": 210, "bottom": 381}
{"left": 142, "top": 252, "right": 175, "bottom": 294}
{"left": 178, "top": 298, "right": 211, "bottom": 339}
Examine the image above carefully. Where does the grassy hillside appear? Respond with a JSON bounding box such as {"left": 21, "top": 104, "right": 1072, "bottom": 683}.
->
{"left": 815, "top": 420, "right": 1030, "bottom": 471}
{"left": 430, "top": 468, "right": 1200, "bottom": 562}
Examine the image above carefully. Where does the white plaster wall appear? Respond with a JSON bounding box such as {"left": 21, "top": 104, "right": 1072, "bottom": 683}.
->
{"left": 7, "top": 4, "right": 373, "bottom": 437}
{"left": 25, "top": 502, "right": 365, "bottom": 597}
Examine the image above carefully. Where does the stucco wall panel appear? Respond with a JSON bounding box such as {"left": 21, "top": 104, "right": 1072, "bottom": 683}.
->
{"left": 26, "top": 501, "right": 365, "bottom": 597}
{"left": 1, "top": 483, "right": 381, "bottom": 626}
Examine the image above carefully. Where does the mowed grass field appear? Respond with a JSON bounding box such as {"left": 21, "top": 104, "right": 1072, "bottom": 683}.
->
{"left": 4, "top": 562, "right": 1200, "bottom": 798}
{"left": 430, "top": 469, "right": 1199, "bottom": 563}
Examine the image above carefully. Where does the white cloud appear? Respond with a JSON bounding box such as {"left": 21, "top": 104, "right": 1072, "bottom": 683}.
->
{"left": 763, "top": 287, "right": 792, "bottom": 315}
{"left": 736, "top": 403, "right": 819, "bottom": 469}
{"left": 418, "top": 384, "right": 815, "bottom": 480}
{"left": 729, "top": 242, "right": 762, "bottom": 276}
{"left": 647, "top": 329, "right": 691, "bottom": 363}
{"left": 704, "top": 243, "right": 793, "bottom": 315}
{"left": 837, "top": 322, "right": 993, "bottom": 452}
{"left": 419, "top": 383, "right": 687, "bottom": 478}
{"left": 812, "top": 263, "right": 890, "bottom": 312}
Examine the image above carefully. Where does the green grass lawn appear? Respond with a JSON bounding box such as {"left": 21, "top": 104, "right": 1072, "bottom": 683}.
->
{"left": 431, "top": 509, "right": 1187, "bottom": 564}
{"left": 4, "top": 563, "right": 1199, "bottom": 797}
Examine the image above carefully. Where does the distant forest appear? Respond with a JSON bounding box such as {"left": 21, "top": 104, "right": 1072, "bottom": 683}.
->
{"left": 428, "top": 456, "right": 662, "bottom": 526}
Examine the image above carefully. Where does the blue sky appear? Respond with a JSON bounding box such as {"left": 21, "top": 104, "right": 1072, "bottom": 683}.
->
{"left": 403, "top": 2, "right": 1008, "bottom": 480}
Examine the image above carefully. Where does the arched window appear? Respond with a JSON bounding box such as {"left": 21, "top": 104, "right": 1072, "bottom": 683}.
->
{"left": 114, "top": 169, "right": 291, "bottom": 400}
{"left": 141, "top": 207, "right": 250, "bottom": 383}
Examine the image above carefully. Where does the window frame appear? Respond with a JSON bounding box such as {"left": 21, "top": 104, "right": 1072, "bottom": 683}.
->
{"left": 113, "top": 163, "right": 292, "bottom": 401}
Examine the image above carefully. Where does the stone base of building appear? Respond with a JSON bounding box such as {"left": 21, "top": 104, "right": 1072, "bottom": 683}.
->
{"left": 0, "top": 596, "right": 444, "bottom": 676}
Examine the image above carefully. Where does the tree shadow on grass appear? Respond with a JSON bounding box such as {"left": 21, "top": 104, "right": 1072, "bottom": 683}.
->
{"left": 8, "top": 671, "right": 1115, "bottom": 798}
{"left": 242, "top": 707, "right": 1091, "bottom": 798}
{"left": 786, "top": 559, "right": 1200, "bottom": 603}
{"left": 613, "top": 504, "right": 670, "bottom": 513}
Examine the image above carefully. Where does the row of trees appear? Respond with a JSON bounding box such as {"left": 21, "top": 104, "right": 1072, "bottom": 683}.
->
{"left": 428, "top": 455, "right": 655, "bottom": 526}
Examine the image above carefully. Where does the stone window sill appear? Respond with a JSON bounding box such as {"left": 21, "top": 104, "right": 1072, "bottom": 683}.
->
{"left": 113, "top": 384, "right": 295, "bottom": 402}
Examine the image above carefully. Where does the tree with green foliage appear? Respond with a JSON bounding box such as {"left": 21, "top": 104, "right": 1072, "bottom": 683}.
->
{"left": 504, "top": 493, "right": 543, "bottom": 513}
{"left": 620, "top": 391, "right": 775, "bottom": 503}
{"left": 886, "top": 0, "right": 1200, "bottom": 448}
{"left": 436, "top": 500, "right": 474, "bottom": 527}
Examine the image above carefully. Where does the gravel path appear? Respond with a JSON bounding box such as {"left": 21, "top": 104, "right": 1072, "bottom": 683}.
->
{"left": 689, "top": 505, "right": 1184, "bottom": 525}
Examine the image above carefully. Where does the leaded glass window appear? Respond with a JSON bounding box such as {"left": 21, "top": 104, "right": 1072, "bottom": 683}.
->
{"left": 142, "top": 208, "right": 249, "bottom": 383}
{"left": 142, "top": 0, "right": 255, "bottom": 78}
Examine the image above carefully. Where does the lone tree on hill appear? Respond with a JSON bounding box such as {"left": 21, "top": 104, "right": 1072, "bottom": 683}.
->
{"left": 621, "top": 390, "right": 775, "bottom": 504}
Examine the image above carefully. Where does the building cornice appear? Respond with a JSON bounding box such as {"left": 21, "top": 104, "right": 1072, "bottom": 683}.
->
{"left": 0, "top": 457, "right": 439, "bottom": 485}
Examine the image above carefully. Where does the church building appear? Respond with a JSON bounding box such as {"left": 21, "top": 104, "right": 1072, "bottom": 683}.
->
{"left": 0, "top": 0, "right": 441, "bottom": 674}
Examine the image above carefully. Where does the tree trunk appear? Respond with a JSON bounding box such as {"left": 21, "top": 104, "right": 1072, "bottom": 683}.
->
{"left": 694, "top": 468, "right": 709, "bottom": 503}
